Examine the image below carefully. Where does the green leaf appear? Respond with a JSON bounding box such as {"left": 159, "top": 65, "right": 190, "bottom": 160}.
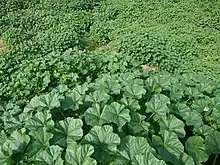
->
{"left": 50, "top": 118, "right": 83, "bottom": 147}
{"left": 25, "top": 111, "right": 54, "bottom": 131}
{"left": 61, "top": 92, "right": 82, "bottom": 111}
{"left": 7, "top": 129, "right": 30, "bottom": 154}
{"left": 194, "top": 125, "right": 214, "bottom": 137}
{"left": 94, "top": 79, "right": 121, "bottom": 94}
{"left": 35, "top": 145, "right": 63, "bottom": 165}
{"left": 83, "top": 125, "right": 120, "bottom": 163}
{"left": 26, "top": 129, "right": 53, "bottom": 160}
{"left": 185, "top": 136, "right": 209, "bottom": 164}
{"left": 153, "top": 130, "right": 184, "bottom": 163}
{"left": 24, "top": 91, "right": 60, "bottom": 112}
{"left": 128, "top": 113, "right": 149, "bottom": 136}
{"left": 184, "top": 111, "right": 203, "bottom": 128}
{"left": 120, "top": 98, "right": 140, "bottom": 112}
{"left": 0, "top": 148, "right": 12, "bottom": 165}
{"left": 118, "top": 136, "right": 153, "bottom": 161}
{"left": 205, "top": 131, "right": 220, "bottom": 154}
{"left": 84, "top": 104, "right": 106, "bottom": 126}
{"left": 101, "top": 102, "right": 131, "bottom": 127}
{"left": 146, "top": 94, "right": 170, "bottom": 120}
{"left": 65, "top": 142, "right": 97, "bottom": 165}
{"left": 159, "top": 115, "right": 185, "bottom": 138}
{"left": 0, "top": 131, "right": 8, "bottom": 146}
{"left": 85, "top": 91, "right": 110, "bottom": 104}
{"left": 132, "top": 152, "right": 167, "bottom": 165}
{"left": 123, "top": 84, "right": 146, "bottom": 99}
{"left": 180, "top": 153, "right": 195, "bottom": 165}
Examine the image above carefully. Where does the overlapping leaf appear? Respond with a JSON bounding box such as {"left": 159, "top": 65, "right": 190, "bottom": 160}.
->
{"left": 50, "top": 118, "right": 83, "bottom": 147}
{"left": 146, "top": 94, "right": 170, "bottom": 120}
{"left": 101, "top": 102, "right": 131, "bottom": 127}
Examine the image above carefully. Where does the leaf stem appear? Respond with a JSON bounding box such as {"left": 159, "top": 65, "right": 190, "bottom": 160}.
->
{"left": 59, "top": 108, "right": 66, "bottom": 119}
{"left": 146, "top": 113, "right": 154, "bottom": 122}
{"left": 213, "top": 154, "right": 218, "bottom": 165}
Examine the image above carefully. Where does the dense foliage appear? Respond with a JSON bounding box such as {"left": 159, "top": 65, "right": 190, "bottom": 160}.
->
{"left": 1, "top": 0, "right": 220, "bottom": 164}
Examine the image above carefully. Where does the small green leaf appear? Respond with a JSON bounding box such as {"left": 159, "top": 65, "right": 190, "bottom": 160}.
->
{"left": 101, "top": 102, "right": 131, "bottom": 127}
{"left": 185, "top": 136, "right": 209, "bottom": 164}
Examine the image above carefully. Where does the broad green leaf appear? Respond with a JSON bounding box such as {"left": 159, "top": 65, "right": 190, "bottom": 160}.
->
{"left": 0, "top": 148, "right": 12, "bottom": 165}
{"left": 132, "top": 152, "right": 167, "bottom": 165}
{"left": 210, "top": 108, "right": 220, "bottom": 124}
{"left": 65, "top": 142, "right": 97, "bottom": 165}
{"left": 7, "top": 129, "right": 30, "bottom": 154}
{"left": 25, "top": 111, "right": 54, "bottom": 131}
{"left": 169, "top": 103, "right": 191, "bottom": 117}
{"left": 61, "top": 92, "right": 82, "bottom": 111}
{"left": 26, "top": 129, "right": 53, "bottom": 160}
{"left": 184, "top": 87, "right": 203, "bottom": 99}
{"left": 205, "top": 131, "right": 220, "bottom": 154}
{"left": 194, "top": 125, "right": 214, "bottom": 137}
{"left": 83, "top": 125, "right": 120, "bottom": 163}
{"left": 35, "top": 145, "right": 63, "bottom": 165}
{"left": 94, "top": 79, "right": 121, "bottom": 94}
{"left": 159, "top": 115, "right": 185, "bottom": 138}
{"left": 50, "top": 118, "right": 83, "bottom": 147}
{"left": 85, "top": 91, "right": 110, "bottom": 104}
{"left": 153, "top": 130, "right": 184, "bottom": 163}
{"left": 185, "top": 136, "right": 209, "bottom": 164}
{"left": 0, "top": 131, "right": 8, "bottom": 146}
{"left": 146, "top": 94, "right": 170, "bottom": 120}
{"left": 84, "top": 104, "right": 106, "bottom": 126}
{"left": 120, "top": 98, "right": 140, "bottom": 112}
{"left": 118, "top": 136, "right": 153, "bottom": 161}
{"left": 180, "top": 153, "right": 195, "bottom": 165}
{"left": 123, "top": 84, "right": 146, "bottom": 99}
{"left": 101, "top": 102, "right": 131, "bottom": 127}
{"left": 24, "top": 91, "right": 60, "bottom": 112}
{"left": 128, "top": 113, "right": 149, "bottom": 136}
{"left": 73, "top": 83, "right": 89, "bottom": 95}
{"left": 184, "top": 111, "right": 203, "bottom": 128}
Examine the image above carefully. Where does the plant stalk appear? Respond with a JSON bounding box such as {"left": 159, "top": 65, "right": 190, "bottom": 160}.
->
{"left": 213, "top": 154, "right": 218, "bottom": 165}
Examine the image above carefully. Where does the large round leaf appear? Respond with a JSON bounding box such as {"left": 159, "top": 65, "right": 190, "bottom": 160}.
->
{"left": 50, "top": 118, "right": 83, "bottom": 147}
{"left": 159, "top": 115, "right": 185, "bottom": 138}
{"left": 205, "top": 131, "right": 220, "bottom": 154}
{"left": 185, "top": 136, "right": 209, "bottom": 164}
{"left": 83, "top": 125, "right": 120, "bottom": 163}
{"left": 101, "top": 102, "right": 131, "bottom": 127}
{"left": 146, "top": 94, "right": 170, "bottom": 120}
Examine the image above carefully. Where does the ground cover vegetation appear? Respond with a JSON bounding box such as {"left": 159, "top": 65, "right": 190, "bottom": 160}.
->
{"left": 0, "top": 0, "right": 220, "bottom": 164}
